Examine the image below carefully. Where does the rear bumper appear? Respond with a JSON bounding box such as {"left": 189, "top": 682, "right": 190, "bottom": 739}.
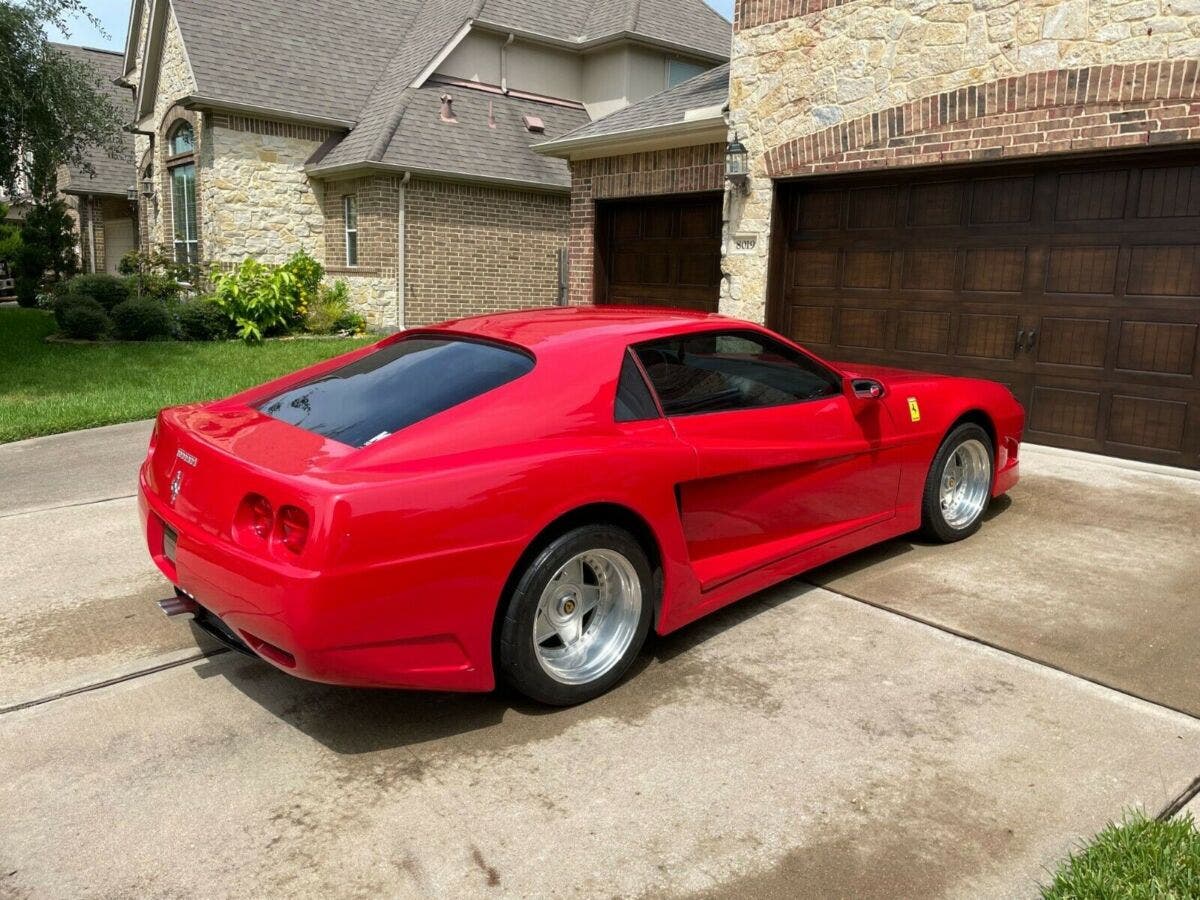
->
{"left": 139, "top": 467, "right": 506, "bottom": 692}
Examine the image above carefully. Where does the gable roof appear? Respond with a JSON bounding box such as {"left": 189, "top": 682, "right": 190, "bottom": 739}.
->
{"left": 134, "top": 0, "right": 730, "bottom": 189}
{"left": 345, "top": 84, "right": 590, "bottom": 189}
{"left": 536, "top": 63, "right": 729, "bottom": 158}
{"left": 53, "top": 44, "right": 137, "bottom": 197}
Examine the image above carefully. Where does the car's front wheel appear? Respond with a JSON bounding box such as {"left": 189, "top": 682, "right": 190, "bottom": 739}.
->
{"left": 920, "top": 423, "right": 995, "bottom": 543}
{"left": 498, "top": 525, "right": 653, "bottom": 705}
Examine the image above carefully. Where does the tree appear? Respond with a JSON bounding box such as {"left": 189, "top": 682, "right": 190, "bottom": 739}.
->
{"left": 13, "top": 193, "right": 76, "bottom": 306}
{"left": 0, "top": 0, "right": 125, "bottom": 199}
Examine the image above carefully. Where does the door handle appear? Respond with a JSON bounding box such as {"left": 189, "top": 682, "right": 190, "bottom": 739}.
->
{"left": 1015, "top": 330, "right": 1026, "bottom": 353}
{"left": 1026, "top": 329, "right": 1038, "bottom": 353}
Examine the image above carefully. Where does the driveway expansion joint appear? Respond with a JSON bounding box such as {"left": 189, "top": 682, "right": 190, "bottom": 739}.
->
{"left": 0, "top": 649, "right": 230, "bottom": 716}
{"left": 809, "top": 580, "right": 1200, "bottom": 725}
{"left": 1159, "top": 776, "right": 1200, "bottom": 821}
{"left": 0, "top": 493, "right": 137, "bottom": 521}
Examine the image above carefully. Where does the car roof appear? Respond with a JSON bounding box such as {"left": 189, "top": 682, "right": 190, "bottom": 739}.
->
{"left": 429, "top": 306, "right": 749, "bottom": 351}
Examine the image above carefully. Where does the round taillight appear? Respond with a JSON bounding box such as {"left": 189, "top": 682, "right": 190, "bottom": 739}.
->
{"left": 276, "top": 505, "right": 309, "bottom": 554}
{"left": 247, "top": 494, "right": 273, "bottom": 539}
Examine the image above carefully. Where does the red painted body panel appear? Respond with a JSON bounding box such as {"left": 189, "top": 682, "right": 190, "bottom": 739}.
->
{"left": 139, "top": 307, "right": 1024, "bottom": 691}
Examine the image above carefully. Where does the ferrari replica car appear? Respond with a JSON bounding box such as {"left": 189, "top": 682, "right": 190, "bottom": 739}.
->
{"left": 140, "top": 307, "right": 1022, "bottom": 705}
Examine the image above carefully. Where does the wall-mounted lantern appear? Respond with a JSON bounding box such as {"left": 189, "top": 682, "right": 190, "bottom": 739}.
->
{"left": 141, "top": 177, "right": 154, "bottom": 197}
{"left": 725, "top": 133, "right": 749, "bottom": 194}
{"left": 126, "top": 185, "right": 139, "bottom": 202}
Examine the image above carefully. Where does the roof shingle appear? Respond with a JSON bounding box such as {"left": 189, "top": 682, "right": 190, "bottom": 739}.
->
{"left": 540, "top": 63, "right": 729, "bottom": 148}
{"left": 54, "top": 44, "right": 137, "bottom": 197}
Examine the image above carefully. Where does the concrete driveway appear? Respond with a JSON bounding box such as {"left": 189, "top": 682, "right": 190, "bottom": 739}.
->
{"left": 1, "top": 424, "right": 1198, "bottom": 898}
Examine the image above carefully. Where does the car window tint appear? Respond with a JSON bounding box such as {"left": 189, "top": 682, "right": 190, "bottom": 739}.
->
{"left": 634, "top": 331, "right": 841, "bottom": 417}
{"left": 615, "top": 352, "right": 660, "bottom": 422}
{"left": 259, "top": 337, "right": 534, "bottom": 447}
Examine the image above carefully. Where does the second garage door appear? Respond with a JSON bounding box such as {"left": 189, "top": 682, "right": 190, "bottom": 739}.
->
{"left": 595, "top": 194, "right": 723, "bottom": 312}
{"left": 769, "top": 151, "right": 1200, "bottom": 468}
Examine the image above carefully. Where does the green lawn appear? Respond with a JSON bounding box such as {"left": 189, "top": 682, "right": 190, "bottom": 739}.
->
{"left": 0, "top": 307, "right": 373, "bottom": 443}
{"left": 1042, "top": 812, "right": 1200, "bottom": 899}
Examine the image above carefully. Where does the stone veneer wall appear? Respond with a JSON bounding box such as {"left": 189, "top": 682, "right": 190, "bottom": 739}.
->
{"left": 724, "top": 0, "right": 1200, "bottom": 323}
{"left": 133, "top": 6, "right": 196, "bottom": 253}
{"left": 567, "top": 144, "right": 726, "bottom": 305}
{"left": 401, "top": 179, "right": 569, "bottom": 327}
{"left": 201, "top": 114, "right": 331, "bottom": 266}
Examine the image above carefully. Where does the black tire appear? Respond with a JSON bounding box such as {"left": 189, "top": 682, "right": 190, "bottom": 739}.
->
{"left": 498, "top": 525, "right": 654, "bottom": 706}
{"left": 920, "top": 423, "right": 995, "bottom": 543}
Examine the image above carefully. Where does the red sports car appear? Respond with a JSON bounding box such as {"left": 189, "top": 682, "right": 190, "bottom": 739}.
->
{"left": 140, "top": 307, "right": 1022, "bottom": 705}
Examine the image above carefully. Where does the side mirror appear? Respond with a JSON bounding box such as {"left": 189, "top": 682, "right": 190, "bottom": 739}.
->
{"left": 850, "top": 378, "right": 885, "bottom": 400}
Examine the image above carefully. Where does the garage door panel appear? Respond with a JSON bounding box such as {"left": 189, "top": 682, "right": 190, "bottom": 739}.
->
{"left": 971, "top": 176, "right": 1035, "bottom": 224}
{"left": 838, "top": 308, "right": 889, "bottom": 349}
{"left": 895, "top": 310, "right": 952, "bottom": 355}
{"left": 1045, "top": 245, "right": 1121, "bottom": 295}
{"left": 1116, "top": 321, "right": 1198, "bottom": 376}
{"left": 786, "top": 305, "right": 836, "bottom": 346}
{"left": 843, "top": 251, "right": 893, "bottom": 289}
{"left": 964, "top": 247, "right": 1027, "bottom": 293}
{"left": 790, "top": 250, "right": 839, "bottom": 288}
{"left": 1108, "top": 394, "right": 1189, "bottom": 452}
{"left": 1028, "top": 386, "right": 1102, "bottom": 442}
{"left": 1127, "top": 245, "right": 1200, "bottom": 297}
{"left": 956, "top": 314, "right": 1019, "bottom": 360}
{"left": 849, "top": 186, "right": 898, "bottom": 229}
{"left": 797, "top": 189, "right": 846, "bottom": 230}
{"left": 908, "top": 181, "right": 964, "bottom": 227}
{"left": 1135, "top": 164, "right": 1200, "bottom": 218}
{"left": 1035, "top": 317, "right": 1111, "bottom": 369}
{"left": 1054, "top": 169, "right": 1131, "bottom": 221}
{"left": 902, "top": 249, "right": 958, "bottom": 291}
{"left": 771, "top": 149, "right": 1200, "bottom": 466}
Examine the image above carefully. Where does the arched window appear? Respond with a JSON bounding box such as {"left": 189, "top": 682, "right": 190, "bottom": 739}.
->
{"left": 166, "top": 120, "right": 197, "bottom": 264}
{"left": 169, "top": 121, "right": 194, "bottom": 156}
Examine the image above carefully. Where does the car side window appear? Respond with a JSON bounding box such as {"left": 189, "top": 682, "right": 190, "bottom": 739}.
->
{"left": 633, "top": 330, "right": 842, "bottom": 417}
{"left": 615, "top": 351, "right": 661, "bottom": 422}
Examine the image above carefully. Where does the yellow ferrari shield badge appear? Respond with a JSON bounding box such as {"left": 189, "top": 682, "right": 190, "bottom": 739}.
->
{"left": 907, "top": 397, "right": 921, "bottom": 422}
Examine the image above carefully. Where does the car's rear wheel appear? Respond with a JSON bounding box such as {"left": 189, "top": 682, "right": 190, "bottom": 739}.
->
{"left": 498, "top": 525, "right": 653, "bottom": 705}
{"left": 920, "top": 423, "right": 994, "bottom": 543}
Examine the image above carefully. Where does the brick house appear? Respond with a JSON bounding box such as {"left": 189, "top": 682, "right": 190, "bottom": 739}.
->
{"left": 545, "top": 0, "right": 1200, "bottom": 467}
{"left": 54, "top": 45, "right": 140, "bottom": 276}
{"left": 121, "top": 0, "right": 730, "bottom": 328}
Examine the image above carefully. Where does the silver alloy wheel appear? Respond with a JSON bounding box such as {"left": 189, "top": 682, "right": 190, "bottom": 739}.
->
{"left": 939, "top": 438, "right": 991, "bottom": 530}
{"left": 533, "top": 549, "right": 642, "bottom": 686}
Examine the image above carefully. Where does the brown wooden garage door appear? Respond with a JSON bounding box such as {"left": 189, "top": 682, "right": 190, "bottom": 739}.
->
{"left": 769, "top": 151, "right": 1200, "bottom": 468}
{"left": 595, "top": 194, "right": 722, "bottom": 312}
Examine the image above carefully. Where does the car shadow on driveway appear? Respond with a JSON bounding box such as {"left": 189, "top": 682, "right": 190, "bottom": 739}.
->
{"left": 183, "top": 496, "right": 1016, "bottom": 757}
{"left": 185, "top": 575, "right": 814, "bottom": 756}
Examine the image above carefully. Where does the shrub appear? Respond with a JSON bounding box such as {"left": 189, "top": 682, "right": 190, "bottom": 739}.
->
{"left": 111, "top": 297, "right": 174, "bottom": 341}
{"left": 120, "top": 250, "right": 196, "bottom": 303}
{"left": 59, "top": 298, "right": 111, "bottom": 340}
{"left": 60, "top": 273, "right": 132, "bottom": 312}
{"left": 210, "top": 259, "right": 294, "bottom": 343}
{"left": 176, "top": 298, "right": 232, "bottom": 341}
{"left": 51, "top": 290, "right": 96, "bottom": 330}
{"left": 304, "top": 281, "right": 365, "bottom": 335}
{"left": 283, "top": 250, "right": 323, "bottom": 308}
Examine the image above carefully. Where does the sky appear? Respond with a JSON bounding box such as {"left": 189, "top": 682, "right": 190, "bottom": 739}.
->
{"left": 48, "top": 0, "right": 737, "bottom": 51}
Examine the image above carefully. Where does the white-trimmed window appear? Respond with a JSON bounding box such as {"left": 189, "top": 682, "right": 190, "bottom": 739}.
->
{"left": 343, "top": 195, "right": 358, "bottom": 266}
{"left": 171, "top": 162, "right": 197, "bottom": 265}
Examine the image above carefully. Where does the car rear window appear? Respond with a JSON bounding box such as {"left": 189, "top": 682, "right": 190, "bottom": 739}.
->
{"left": 258, "top": 336, "right": 534, "bottom": 447}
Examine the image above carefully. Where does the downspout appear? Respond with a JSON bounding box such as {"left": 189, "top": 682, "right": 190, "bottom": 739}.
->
{"left": 397, "top": 171, "right": 410, "bottom": 330}
{"left": 86, "top": 195, "right": 98, "bottom": 274}
{"left": 501, "top": 33, "right": 515, "bottom": 94}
